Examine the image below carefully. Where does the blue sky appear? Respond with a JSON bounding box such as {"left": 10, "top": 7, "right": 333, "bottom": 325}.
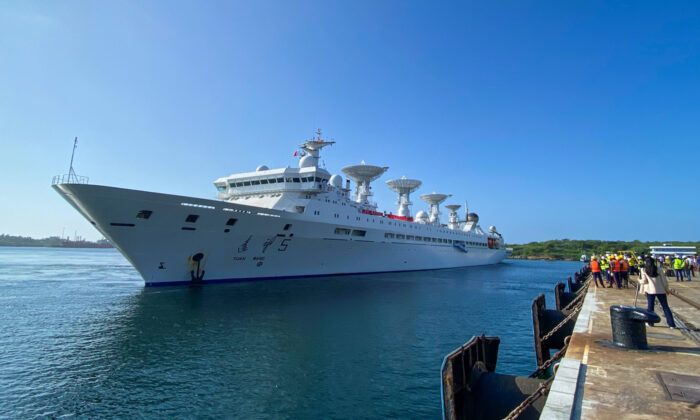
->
{"left": 1, "top": 1, "right": 698, "bottom": 243}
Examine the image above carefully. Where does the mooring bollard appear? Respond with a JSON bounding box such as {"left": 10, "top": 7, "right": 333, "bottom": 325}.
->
{"left": 609, "top": 305, "right": 661, "bottom": 349}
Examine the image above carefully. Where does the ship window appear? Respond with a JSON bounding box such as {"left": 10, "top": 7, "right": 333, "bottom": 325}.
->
{"left": 235, "top": 182, "right": 243, "bottom": 187}
{"left": 224, "top": 228, "right": 230, "bottom": 233}
{"left": 277, "top": 178, "right": 284, "bottom": 183}
{"left": 293, "top": 178, "right": 300, "bottom": 183}
{"left": 136, "top": 210, "right": 152, "bottom": 219}
{"left": 181, "top": 227, "right": 196, "bottom": 231}
{"left": 351, "top": 230, "right": 366, "bottom": 237}
{"left": 432, "top": 238, "right": 438, "bottom": 242}
{"left": 283, "top": 224, "right": 292, "bottom": 231}
{"left": 385, "top": 233, "right": 395, "bottom": 239}
{"left": 407, "top": 235, "right": 414, "bottom": 240}
{"left": 252, "top": 180, "right": 260, "bottom": 185}
{"left": 334, "top": 228, "right": 351, "bottom": 235}
{"left": 424, "top": 237, "right": 431, "bottom": 242}
{"left": 396, "top": 234, "right": 405, "bottom": 239}
{"left": 268, "top": 178, "right": 276, "bottom": 183}
{"left": 185, "top": 214, "right": 199, "bottom": 223}
{"left": 110, "top": 222, "right": 135, "bottom": 227}
{"left": 260, "top": 179, "right": 268, "bottom": 184}
{"left": 217, "top": 186, "right": 227, "bottom": 191}
{"left": 243, "top": 181, "right": 251, "bottom": 186}
{"left": 226, "top": 218, "right": 237, "bottom": 226}
{"left": 315, "top": 177, "right": 322, "bottom": 182}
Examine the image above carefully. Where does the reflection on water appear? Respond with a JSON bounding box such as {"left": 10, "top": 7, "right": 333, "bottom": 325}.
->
{"left": 0, "top": 247, "right": 583, "bottom": 418}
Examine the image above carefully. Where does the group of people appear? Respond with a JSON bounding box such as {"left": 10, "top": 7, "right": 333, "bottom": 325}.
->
{"left": 663, "top": 255, "right": 696, "bottom": 282}
{"left": 589, "top": 253, "right": 682, "bottom": 329}
{"left": 589, "top": 254, "right": 632, "bottom": 289}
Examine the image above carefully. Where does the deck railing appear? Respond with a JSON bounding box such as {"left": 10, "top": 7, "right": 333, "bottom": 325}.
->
{"left": 52, "top": 173, "right": 89, "bottom": 185}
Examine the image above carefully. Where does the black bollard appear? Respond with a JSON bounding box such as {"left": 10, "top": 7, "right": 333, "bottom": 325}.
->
{"left": 609, "top": 305, "right": 661, "bottom": 350}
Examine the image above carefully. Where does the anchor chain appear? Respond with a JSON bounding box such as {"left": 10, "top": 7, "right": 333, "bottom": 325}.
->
{"left": 540, "top": 300, "right": 583, "bottom": 344}
{"left": 502, "top": 375, "right": 555, "bottom": 420}
{"left": 529, "top": 336, "right": 571, "bottom": 378}
{"left": 562, "top": 280, "right": 590, "bottom": 311}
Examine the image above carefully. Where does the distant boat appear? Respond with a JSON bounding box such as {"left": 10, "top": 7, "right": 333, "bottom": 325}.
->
{"left": 580, "top": 254, "right": 589, "bottom": 262}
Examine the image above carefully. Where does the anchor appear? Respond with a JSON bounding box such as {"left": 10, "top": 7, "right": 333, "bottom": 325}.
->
{"left": 190, "top": 252, "right": 205, "bottom": 284}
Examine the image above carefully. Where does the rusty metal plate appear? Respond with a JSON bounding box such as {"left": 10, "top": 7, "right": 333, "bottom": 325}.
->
{"left": 656, "top": 371, "right": 700, "bottom": 403}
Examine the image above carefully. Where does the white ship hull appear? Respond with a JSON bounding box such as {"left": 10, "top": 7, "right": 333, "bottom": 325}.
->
{"left": 53, "top": 184, "right": 510, "bottom": 286}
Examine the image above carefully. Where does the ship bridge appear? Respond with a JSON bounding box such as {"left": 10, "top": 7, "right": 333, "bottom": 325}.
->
{"left": 215, "top": 166, "right": 333, "bottom": 200}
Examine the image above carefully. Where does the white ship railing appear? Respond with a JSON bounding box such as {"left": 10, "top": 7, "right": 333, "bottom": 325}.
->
{"left": 52, "top": 173, "right": 89, "bottom": 185}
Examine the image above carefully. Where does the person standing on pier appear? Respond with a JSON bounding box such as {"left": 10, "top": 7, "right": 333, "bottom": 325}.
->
{"left": 639, "top": 257, "right": 676, "bottom": 329}
{"left": 684, "top": 256, "right": 693, "bottom": 281}
{"left": 601, "top": 256, "right": 611, "bottom": 286}
{"left": 619, "top": 256, "right": 629, "bottom": 288}
{"left": 673, "top": 255, "right": 685, "bottom": 282}
{"left": 591, "top": 256, "right": 603, "bottom": 287}
{"left": 610, "top": 256, "right": 622, "bottom": 288}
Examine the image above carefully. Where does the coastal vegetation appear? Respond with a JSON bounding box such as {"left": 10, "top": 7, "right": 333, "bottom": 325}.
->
{"left": 0, "top": 234, "right": 112, "bottom": 248}
{"left": 507, "top": 239, "right": 700, "bottom": 261}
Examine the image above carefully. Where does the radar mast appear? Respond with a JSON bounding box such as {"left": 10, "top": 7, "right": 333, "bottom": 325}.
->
{"left": 298, "top": 128, "right": 335, "bottom": 167}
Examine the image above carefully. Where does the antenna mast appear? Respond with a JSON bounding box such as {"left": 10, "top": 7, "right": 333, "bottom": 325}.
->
{"left": 68, "top": 137, "right": 78, "bottom": 182}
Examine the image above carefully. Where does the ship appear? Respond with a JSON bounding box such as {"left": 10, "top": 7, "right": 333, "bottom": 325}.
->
{"left": 52, "top": 131, "right": 512, "bottom": 286}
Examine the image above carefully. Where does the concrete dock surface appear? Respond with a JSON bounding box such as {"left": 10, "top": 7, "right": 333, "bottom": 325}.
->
{"left": 540, "top": 273, "right": 700, "bottom": 419}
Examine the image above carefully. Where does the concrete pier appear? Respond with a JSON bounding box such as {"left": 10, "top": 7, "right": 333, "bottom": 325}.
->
{"left": 540, "top": 274, "right": 700, "bottom": 419}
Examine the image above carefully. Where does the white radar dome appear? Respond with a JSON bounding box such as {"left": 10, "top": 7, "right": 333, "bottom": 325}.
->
{"left": 330, "top": 174, "right": 343, "bottom": 188}
{"left": 256, "top": 165, "right": 269, "bottom": 172}
{"left": 489, "top": 226, "right": 497, "bottom": 232}
{"left": 299, "top": 155, "right": 316, "bottom": 168}
{"left": 416, "top": 210, "right": 429, "bottom": 221}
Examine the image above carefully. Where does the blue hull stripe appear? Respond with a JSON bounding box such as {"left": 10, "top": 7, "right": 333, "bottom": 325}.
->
{"left": 144, "top": 265, "right": 488, "bottom": 287}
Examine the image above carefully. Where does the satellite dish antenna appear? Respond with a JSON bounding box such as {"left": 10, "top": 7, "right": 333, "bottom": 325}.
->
{"left": 419, "top": 193, "right": 452, "bottom": 224}
{"left": 386, "top": 176, "right": 422, "bottom": 217}
{"left": 445, "top": 204, "right": 462, "bottom": 228}
{"left": 341, "top": 163, "right": 388, "bottom": 204}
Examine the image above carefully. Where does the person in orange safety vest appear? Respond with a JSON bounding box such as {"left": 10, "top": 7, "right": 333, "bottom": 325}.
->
{"left": 590, "top": 256, "right": 603, "bottom": 287}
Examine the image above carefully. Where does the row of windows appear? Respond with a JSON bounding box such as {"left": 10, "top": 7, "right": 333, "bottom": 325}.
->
{"left": 334, "top": 228, "right": 366, "bottom": 237}
{"left": 226, "top": 177, "right": 329, "bottom": 189}
{"left": 383, "top": 232, "right": 486, "bottom": 246}
{"left": 133, "top": 210, "right": 240, "bottom": 227}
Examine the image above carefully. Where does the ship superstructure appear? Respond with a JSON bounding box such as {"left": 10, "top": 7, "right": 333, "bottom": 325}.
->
{"left": 53, "top": 131, "right": 511, "bottom": 286}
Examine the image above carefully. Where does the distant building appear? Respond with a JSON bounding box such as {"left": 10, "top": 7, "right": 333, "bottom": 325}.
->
{"left": 649, "top": 244, "right": 696, "bottom": 258}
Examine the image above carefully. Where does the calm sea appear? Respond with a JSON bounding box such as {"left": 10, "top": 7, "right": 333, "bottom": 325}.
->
{"left": 0, "top": 247, "right": 583, "bottom": 419}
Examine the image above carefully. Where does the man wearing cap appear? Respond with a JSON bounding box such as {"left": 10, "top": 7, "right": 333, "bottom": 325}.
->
{"left": 619, "top": 256, "right": 629, "bottom": 288}
{"left": 610, "top": 256, "right": 622, "bottom": 288}
{"left": 590, "top": 256, "right": 603, "bottom": 287}
{"left": 673, "top": 255, "right": 685, "bottom": 282}
{"left": 684, "top": 256, "right": 693, "bottom": 281}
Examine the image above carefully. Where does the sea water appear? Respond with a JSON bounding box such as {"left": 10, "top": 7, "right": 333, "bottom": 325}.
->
{"left": 0, "top": 247, "right": 583, "bottom": 418}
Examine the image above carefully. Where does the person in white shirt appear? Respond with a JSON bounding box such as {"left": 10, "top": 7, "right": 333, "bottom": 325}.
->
{"left": 639, "top": 257, "right": 676, "bottom": 328}
{"left": 684, "top": 256, "right": 693, "bottom": 281}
